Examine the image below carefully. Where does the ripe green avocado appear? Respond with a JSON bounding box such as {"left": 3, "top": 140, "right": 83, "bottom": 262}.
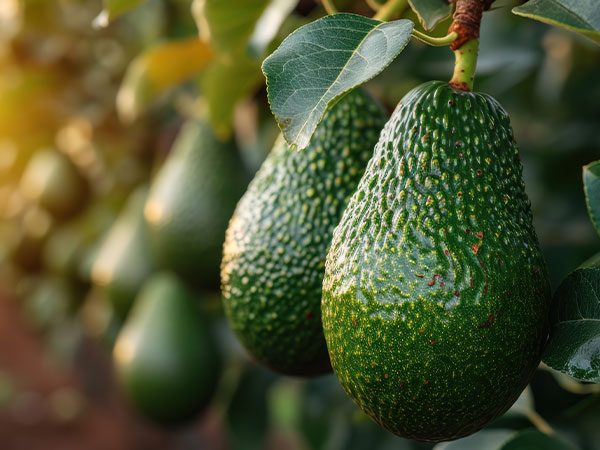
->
{"left": 91, "top": 186, "right": 156, "bottom": 319}
{"left": 322, "top": 81, "right": 552, "bottom": 441}
{"left": 113, "top": 272, "right": 221, "bottom": 424}
{"left": 144, "top": 119, "right": 247, "bottom": 287}
{"left": 221, "top": 89, "right": 387, "bottom": 376}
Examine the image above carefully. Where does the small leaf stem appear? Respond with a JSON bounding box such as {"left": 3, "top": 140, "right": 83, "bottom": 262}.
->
{"left": 525, "top": 409, "right": 555, "bottom": 436}
{"left": 365, "top": 0, "right": 383, "bottom": 12}
{"left": 412, "top": 30, "right": 457, "bottom": 46}
{"left": 321, "top": 0, "right": 337, "bottom": 14}
{"left": 449, "top": 38, "right": 478, "bottom": 91}
{"left": 373, "top": 0, "right": 409, "bottom": 21}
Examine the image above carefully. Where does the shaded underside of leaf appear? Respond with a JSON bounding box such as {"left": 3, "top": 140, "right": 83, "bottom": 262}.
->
{"left": 433, "top": 429, "right": 517, "bottom": 450}
{"left": 116, "top": 38, "right": 214, "bottom": 122}
{"left": 542, "top": 267, "right": 600, "bottom": 383}
{"left": 262, "top": 13, "right": 413, "bottom": 150}
{"left": 584, "top": 160, "right": 600, "bottom": 236}
{"left": 513, "top": 0, "right": 600, "bottom": 45}
{"left": 408, "top": 0, "right": 452, "bottom": 31}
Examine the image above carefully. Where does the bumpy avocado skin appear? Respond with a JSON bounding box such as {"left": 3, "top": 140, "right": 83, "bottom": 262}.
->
{"left": 145, "top": 120, "right": 247, "bottom": 287}
{"left": 221, "top": 89, "right": 387, "bottom": 376}
{"left": 322, "top": 81, "right": 551, "bottom": 441}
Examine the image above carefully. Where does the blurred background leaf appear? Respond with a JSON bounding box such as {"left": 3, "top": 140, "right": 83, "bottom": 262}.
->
{"left": 116, "top": 37, "right": 214, "bottom": 122}
{"left": 94, "top": 0, "right": 149, "bottom": 26}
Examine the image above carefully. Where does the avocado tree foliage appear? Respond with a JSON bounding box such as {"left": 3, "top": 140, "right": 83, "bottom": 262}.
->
{"left": 99, "top": 0, "right": 600, "bottom": 447}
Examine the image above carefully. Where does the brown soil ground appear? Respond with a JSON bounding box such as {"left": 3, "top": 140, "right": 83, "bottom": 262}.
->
{"left": 0, "top": 290, "right": 227, "bottom": 450}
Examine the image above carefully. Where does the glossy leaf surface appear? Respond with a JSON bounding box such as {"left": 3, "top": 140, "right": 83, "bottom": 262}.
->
{"left": 542, "top": 267, "right": 600, "bottom": 383}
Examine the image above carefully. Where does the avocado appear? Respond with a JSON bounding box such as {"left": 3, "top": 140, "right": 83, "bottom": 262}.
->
{"left": 221, "top": 89, "right": 387, "bottom": 376}
{"left": 322, "top": 81, "right": 552, "bottom": 441}
{"left": 19, "top": 149, "right": 87, "bottom": 219}
{"left": 144, "top": 119, "right": 248, "bottom": 288}
{"left": 91, "top": 186, "right": 156, "bottom": 319}
{"left": 113, "top": 272, "right": 221, "bottom": 425}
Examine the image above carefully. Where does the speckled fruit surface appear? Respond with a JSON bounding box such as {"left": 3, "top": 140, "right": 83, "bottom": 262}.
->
{"left": 322, "top": 81, "right": 552, "bottom": 441}
{"left": 221, "top": 89, "right": 387, "bottom": 376}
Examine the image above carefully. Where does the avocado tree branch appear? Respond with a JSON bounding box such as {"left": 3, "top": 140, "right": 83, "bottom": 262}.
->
{"left": 365, "top": 0, "right": 383, "bottom": 12}
{"left": 448, "top": 0, "right": 493, "bottom": 91}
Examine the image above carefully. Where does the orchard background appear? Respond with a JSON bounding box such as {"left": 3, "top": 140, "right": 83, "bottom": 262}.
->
{"left": 0, "top": 0, "right": 598, "bottom": 449}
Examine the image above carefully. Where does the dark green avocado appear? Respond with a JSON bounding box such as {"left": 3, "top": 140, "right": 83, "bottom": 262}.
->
{"left": 221, "top": 89, "right": 387, "bottom": 376}
{"left": 91, "top": 186, "right": 156, "bottom": 319}
{"left": 322, "top": 81, "right": 552, "bottom": 441}
{"left": 144, "top": 119, "right": 247, "bottom": 288}
{"left": 113, "top": 272, "right": 221, "bottom": 425}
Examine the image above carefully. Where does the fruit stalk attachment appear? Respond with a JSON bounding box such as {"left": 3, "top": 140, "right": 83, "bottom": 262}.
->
{"left": 448, "top": 0, "right": 493, "bottom": 91}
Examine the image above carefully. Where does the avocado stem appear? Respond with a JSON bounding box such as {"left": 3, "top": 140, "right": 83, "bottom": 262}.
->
{"left": 526, "top": 409, "right": 555, "bottom": 436}
{"left": 365, "top": 0, "right": 383, "bottom": 12}
{"left": 449, "top": 38, "right": 479, "bottom": 92}
{"left": 321, "top": 0, "right": 337, "bottom": 15}
{"left": 373, "top": 0, "right": 409, "bottom": 21}
{"left": 412, "top": 30, "right": 458, "bottom": 46}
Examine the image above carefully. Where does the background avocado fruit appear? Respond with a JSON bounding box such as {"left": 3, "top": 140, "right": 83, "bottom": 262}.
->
{"left": 7, "top": 205, "right": 54, "bottom": 272}
{"left": 19, "top": 148, "right": 88, "bottom": 219}
{"left": 112, "top": 272, "right": 221, "bottom": 425}
{"left": 42, "top": 201, "right": 116, "bottom": 283}
{"left": 322, "top": 81, "right": 552, "bottom": 441}
{"left": 144, "top": 119, "right": 248, "bottom": 288}
{"left": 221, "top": 89, "right": 387, "bottom": 376}
{"left": 91, "top": 186, "right": 156, "bottom": 319}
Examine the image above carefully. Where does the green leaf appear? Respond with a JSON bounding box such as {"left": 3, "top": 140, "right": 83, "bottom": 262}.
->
{"left": 195, "top": 0, "right": 271, "bottom": 53}
{"left": 513, "top": 0, "right": 600, "bottom": 45}
{"left": 408, "top": 0, "right": 452, "bottom": 31}
{"left": 262, "top": 13, "right": 413, "bottom": 150}
{"left": 433, "top": 429, "right": 517, "bottom": 450}
{"left": 584, "top": 160, "right": 600, "bottom": 236}
{"left": 201, "top": 56, "right": 264, "bottom": 138}
{"left": 542, "top": 267, "right": 600, "bottom": 383}
{"left": 116, "top": 38, "right": 214, "bottom": 122}
{"left": 581, "top": 252, "right": 600, "bottom": 269}
{"left": 499, "top": 429, "right": 576, "bottom": 450}
{"left": 94, "top": 0, "right": 148, "bottom": 26}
